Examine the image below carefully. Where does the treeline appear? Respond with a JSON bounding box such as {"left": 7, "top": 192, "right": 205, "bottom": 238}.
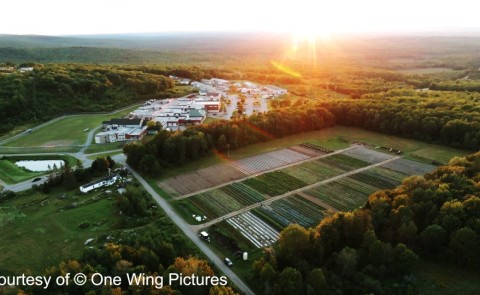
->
{"left": 317, "top": 90, "right": 480, "bottom": 150}
{"left": 27, "top": 218, "right": 237, "bottom": 295}
{"left": 124, "top": 107, "right": 335, "bottom": 175}
{"left": 0, "top": 64, "right": 177, "bottom": 134}
{"left": 253, "top": 152, "right": 480, "bottom": 294}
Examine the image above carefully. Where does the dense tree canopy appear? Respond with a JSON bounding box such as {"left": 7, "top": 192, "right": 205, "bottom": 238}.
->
{"left": 253, "top": 152, "right": 480, "bottom": 294}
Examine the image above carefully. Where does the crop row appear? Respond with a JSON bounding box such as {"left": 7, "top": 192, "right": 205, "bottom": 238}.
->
{"left": 342, "top": 146, "right": 393, "bottom": 164}
{"left": 347, "top": 170, "right": 400, "bottom": 189}
{"left": 219, "top": 182, "right": 265, "bottom": 205}
{"left": 269, "top": 195, "right": 326, "bottom": 228}
{"left": 317, "top": 153, "right": 369, "bottom": 171}
{"left": 242, "top": 171, "right": 308, "bottom": 197}
{"left": 381, "top": 158, "right": 435, "bottom": 176}
{"left": 304, "top": 180, "right": 378, "bottom": 211}
{"left": 282, "top": 161, "right": 344, "bottom": 184}
{"left": 188, "top": 189, "right": 244, "bottom": 218}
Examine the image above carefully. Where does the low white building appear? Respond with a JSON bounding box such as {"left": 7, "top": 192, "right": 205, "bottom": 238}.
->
{"left": 80, "top": 174, "right": 120, "bottom": 193}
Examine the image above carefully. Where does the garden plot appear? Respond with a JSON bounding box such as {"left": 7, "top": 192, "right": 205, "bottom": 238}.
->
{"left": 226, "top": 211, "right": 280, "bottom": 248}
{"left": 260, "top": 195, "right": 326, "bottom": 228}
{"left": 158, "top": 163, "right": 247, "bottom": 196}
{"left": 304, "top": 178, "right": 380, "bottom": 212}
{"left": 317, "top": 153, "right": 370, "bottom": 171}
{"left": 242, "top": 171, "right": 308, "bottom": 197}
{"left": 181, "top": 182, "right": 266, "bottom": 220}
{"left": 347, "top": 169, "right": 401, "bottom": 189}
{"left": 282, "top": 161, "right": 345, "bottom": 185}
{"left": 342, "top": 146, "right": 394, "bottom": 164}
{"left": 230, "top": 148, "right": 310, "bottom": 174}
{"left": 381, "top": 158, "right": 436, "bottom": 176}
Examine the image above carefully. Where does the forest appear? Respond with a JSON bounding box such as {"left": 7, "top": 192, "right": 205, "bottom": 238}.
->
{"left": 252, "top": 152, "right": 480, "bottom": 294}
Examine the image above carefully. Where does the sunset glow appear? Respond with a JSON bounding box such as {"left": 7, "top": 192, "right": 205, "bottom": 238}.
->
{"left": 0, "top": 0, "right": 478, "bottom": 35}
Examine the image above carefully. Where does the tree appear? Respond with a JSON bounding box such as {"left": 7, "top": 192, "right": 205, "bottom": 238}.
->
{"left": 276, "top": 224, "right": 311, "bottom": 267}
{"left": 419, "top": 225, "right": 447, "bottom": 254}
{"left": 392, "top": 243, "right": 418, "bottom": 274}
{"left": 273, "top": 267, "right": 303, "bottom": 295}
{"left": 449, "top": 227, "right": 480, "bottom": 267}
{"left": 336, "top": 247, "right": 358, "bottom": 277}
{"left": 306, "top": 268, "right": 327, "bottom": 295}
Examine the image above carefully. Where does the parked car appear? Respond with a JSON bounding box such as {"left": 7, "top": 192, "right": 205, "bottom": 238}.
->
{"left": 224, "top": 258, "right": 233, "bottom": 267}
{"left": 198, "top": 231, "right": 210, "bottom": 242}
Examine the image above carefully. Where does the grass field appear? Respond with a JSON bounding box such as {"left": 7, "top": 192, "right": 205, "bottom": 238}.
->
{"left": 0, "top": 190, "right": 119, "bottom": 273}
{"left": 2, "top": 106, "right": 139, "bottom": 147}
{"left": 0, "top": 154, "right": 79, "bottom": 184}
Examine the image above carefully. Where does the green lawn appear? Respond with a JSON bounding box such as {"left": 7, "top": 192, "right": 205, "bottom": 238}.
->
{"left": 0, "top": 159, "right": 43, "bottom": 184}
{"left": 0, "top": 190, "right": 119, "bottom": 273}
{"left": 2, "top": 106, "right": 139, "bottom": 147}
{"left": 0, "top": 154, "right": 80, "bottom": 184}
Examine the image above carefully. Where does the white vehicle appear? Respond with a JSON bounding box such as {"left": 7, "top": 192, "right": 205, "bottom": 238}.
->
{"left": 83, "top": 128, "right": 89, "bottom": 132}
{"left": 224, "top": 258, "right": 233, "bottom": 267}
{"left": 199, "top": 231, "right": 210, "bottom": 242}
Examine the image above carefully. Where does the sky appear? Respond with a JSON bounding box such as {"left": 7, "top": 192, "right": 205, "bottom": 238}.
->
{"left": 1, "top": 0, "right": 479, "bottom": 36}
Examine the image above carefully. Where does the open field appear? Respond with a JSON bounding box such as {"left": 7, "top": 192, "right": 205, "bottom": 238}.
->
{"left": 0, "top": 190, "right": 119, "bottom": 273}
{"left": 2, "top": 106, "right": 138, "bottom": 147}
{"left": 0, "top": 154, "right": 79, "bottom": 184}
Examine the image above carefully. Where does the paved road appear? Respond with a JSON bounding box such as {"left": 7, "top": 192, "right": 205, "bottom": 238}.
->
{"left": 192, "top": 155, "right": 401, "bottom": 230}
{"left": 125, "top": 163, "right": 256, "bottom": 295}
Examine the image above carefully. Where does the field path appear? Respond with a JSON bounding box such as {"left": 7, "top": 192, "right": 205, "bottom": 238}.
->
{"left": 175, "top": 145, "right": 357, "bottom": 200}
{"left": 192, "top": 155, "right": 400, "bottom": 231}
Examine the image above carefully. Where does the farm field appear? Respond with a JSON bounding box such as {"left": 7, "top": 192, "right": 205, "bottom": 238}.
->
{"left": 174, "top": 182, "right": 265, "bottom": 221}
{"left": 381, "top": 158, "right": 436, "bottom": 176}
{"left": 230, "top": 148, "right": 312, "bottom": 174}
{"left": 159, "top": 163, "right": 247, "bottom": 197}
{"left": 341, "top": 145, "right": 394, "bottom": 164}
{"left": 256, "top": 195, "right": 327, "bottom": 229}
{"left": 303, "top": 178, "right": 382, "bottom": 212}
{"left": 159, "top": 146, "right": 322, "bottom": 197}
{"left": 226, "top": 211, "right": 279, "bottom": 248}
{"left": 242, "top": 170, "right": 308, "bottom": 197}
{"left": 2, "top": 106, "right": 138, "bottom": 147}
{"left": 151, "top": 126, "right": 468, "bottom": 183}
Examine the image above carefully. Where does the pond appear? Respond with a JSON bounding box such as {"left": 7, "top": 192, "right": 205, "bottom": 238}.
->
{"left": 15, "top": 160, "right": 65, "bottom": 172}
